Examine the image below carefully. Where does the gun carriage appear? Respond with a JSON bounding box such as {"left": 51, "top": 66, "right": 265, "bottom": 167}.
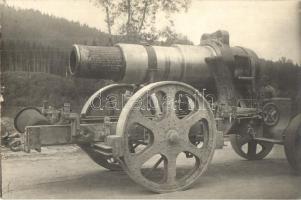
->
{"left": 12, "top": 30, "right": 301, "bottom": 193}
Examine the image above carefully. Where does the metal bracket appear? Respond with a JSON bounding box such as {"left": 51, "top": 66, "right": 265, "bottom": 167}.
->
{"left": 106, "top": 135, "right": 123, "bottom": 157}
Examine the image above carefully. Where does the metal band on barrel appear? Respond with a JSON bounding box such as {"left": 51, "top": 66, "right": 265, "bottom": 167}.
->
{"left": 144, "top": 45, "right": 158, "bottom": 82}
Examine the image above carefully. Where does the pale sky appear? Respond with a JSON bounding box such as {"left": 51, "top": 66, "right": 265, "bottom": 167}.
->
{"left": 5, "top": 0, "right": 301, "bottom": 64}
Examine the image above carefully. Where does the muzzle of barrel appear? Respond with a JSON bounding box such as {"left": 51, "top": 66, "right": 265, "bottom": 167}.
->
{"left": 69, "top": 45, "right": 125, "bottom": 81}
{"left": 14, "top": 107, "right": 50, "bottom": 133}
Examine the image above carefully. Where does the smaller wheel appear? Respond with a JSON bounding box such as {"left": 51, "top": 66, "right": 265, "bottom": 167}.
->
{"left": 284, "top": 114, "right": 301, "bottom": 174}
{"left": 230, "top": 134, "right": 273, "bottom": 160}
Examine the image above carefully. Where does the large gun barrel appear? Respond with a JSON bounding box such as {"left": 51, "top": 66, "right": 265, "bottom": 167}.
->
{"left": 69, "top": 31, "right": 261, "bottom": 86}
{"left": 69, "top": 43, "right": 219, "bottom": 85}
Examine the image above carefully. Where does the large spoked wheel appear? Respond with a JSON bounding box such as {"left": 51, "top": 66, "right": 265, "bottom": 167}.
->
{"left": 116, "top": 81, "right": 217, "bottom": 193}
{"left": 230, "top": 134, "right": 273, "bottom": 160}
{"left": 80, "top": 84, "right": 135, "bottom": 171}
{"left": 284, "top": 114, "right": 301, "bottom": 174}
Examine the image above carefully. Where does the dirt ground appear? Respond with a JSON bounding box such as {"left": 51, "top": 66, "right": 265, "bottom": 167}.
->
{"left": 2, "top": 142, "right": 301, "bottom": 199}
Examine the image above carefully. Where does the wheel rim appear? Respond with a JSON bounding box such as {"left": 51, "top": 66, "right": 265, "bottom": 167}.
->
{"left": 284, "top": 114, "right": 301, "bottom": 173}
{"left": 81, "top": 84, "right": 135, "bottom": 120}
{"left": 230, "top": 134, "right": 273, "bottom": 160}
{"left": 116, "top": 81, "right": 216, "bottom": 193}
{"left": 79, "top": 143, "right": 121, "bottom": 171}
{"left": 80, "top": 84, "right": 135, "bottom": 170}
{"left": 296, "top": 129, "right": 301, "bottom": 171}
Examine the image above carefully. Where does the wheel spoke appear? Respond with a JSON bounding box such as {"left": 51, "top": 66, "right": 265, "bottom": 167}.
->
{"left": 130, "top": 109, "right": 158, "bottom": 133}
{"left": 181, "top": 110, "right": 208, "bottom": 130}
{"left": 182, "top": 140, "right": 206, "bottom": 163}
{"left": 150, "top": 93, "right": 163, "bottom": 118}
{"left": 131, "top": 144, "right": 159, "bottom": 168}
{"left": 144, "top": 156, "right": 165, "bottom": 178}
{"left": 247, "top": 141, "right": 257, "bottom": 157}
{"left": 160, "top": 87, "right": 177, "bottom": 118}
{"left": 236, "top": 135, "right": 251, "bottom": 147}
{"left": 164, "top": 153, "right": 178, "bottom": 184}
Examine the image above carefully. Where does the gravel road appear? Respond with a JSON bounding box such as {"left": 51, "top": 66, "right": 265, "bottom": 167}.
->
{"left": 2, "top": 142, "right": 301, "bottom": 199}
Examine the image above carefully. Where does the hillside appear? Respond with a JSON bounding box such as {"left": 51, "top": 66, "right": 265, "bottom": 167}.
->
{"left": 0, "top": 5, "right": 116, "bottom": 75}
{"left": 1, "top": 4, "right": 111, "bottom": 49}
{"left": 2, "top": 71, "right": 111, "bottom": 117}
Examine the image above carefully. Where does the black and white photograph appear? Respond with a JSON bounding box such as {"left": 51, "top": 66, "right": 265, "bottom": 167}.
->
{"left": 0, "top": 0, "right": 301, "bottom": 199}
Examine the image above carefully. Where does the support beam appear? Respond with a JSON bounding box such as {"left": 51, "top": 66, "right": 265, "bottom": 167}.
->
{"left": 22, "top": 122, "right": 117, "bottom": 153}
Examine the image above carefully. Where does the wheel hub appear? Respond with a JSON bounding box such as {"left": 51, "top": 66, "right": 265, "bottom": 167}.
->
{"left": 167, "top": 129, "right": 180, "bottom": 144}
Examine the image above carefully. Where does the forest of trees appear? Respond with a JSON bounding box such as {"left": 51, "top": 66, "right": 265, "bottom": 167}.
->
{"left": 0, "top": 5, "right": 112, "bottom": 48}
{"left": 0, "top": 5, "right": 113, "bottom": 75}
{"left": 259, "top": 58, "right": 300, "bottom": 99}
{"left": 1, "top": 40, "right": 69, "bottom": 75}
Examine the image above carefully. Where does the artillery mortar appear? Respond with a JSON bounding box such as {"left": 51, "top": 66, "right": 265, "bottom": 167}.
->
{"left": 12, "top": 30, "right": 301, "bottom": 193}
